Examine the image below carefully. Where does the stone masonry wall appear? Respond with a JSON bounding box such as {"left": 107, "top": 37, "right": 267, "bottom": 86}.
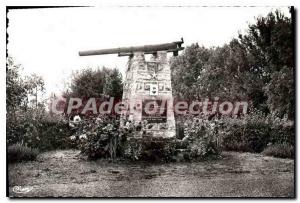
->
{"left": 122, "top": 51, "right": 176, "bottom": 138}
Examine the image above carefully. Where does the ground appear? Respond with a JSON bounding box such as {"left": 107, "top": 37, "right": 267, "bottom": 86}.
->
{"left": 8, "top": 150, "right": 294, "bottom": 197}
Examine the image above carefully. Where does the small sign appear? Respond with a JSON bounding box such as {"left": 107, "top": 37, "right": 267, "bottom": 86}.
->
{"left": 142, "top": 100, "right": 167, "bottom": 123}
{"left": 150, "top": 84, "right": 158, "bottom": 95}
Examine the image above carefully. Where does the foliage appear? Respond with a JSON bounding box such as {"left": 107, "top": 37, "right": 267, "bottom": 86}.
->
{"left": 24, "top": 73, "right": 45, "bottom": 109}
{"left": 170, "top": 10, "right": 294, "bottom": 159}
{"left": 175, "top": 110, "right": 294, "bottom": 158}
{"left": 64, "top": 67, "right": 123, "bottom": 99}
{"left": 7, "top": 57, "right": 70, "bottom": 151}
{"left": 239, "top": 10, "right": 293, "bottom": 118}
{"left": 268, "top": 116, "right": 294, "bottom": 148}
{"left": 76, "top": 117, "right": 181, "bottom": 162}
{"left": 7, "top": 57, "right": 46, "bottom": 112}
{"left": 219, "top": 110, "right": 294, "bottom": 153}
{"left": 170, "top": 44, "right": 211, "bottom": 99}
{"left": 76, "top": 117, "right": 176, "bottom": 161}
{"left": 77, "top": 116, "right": 126, "bottom": 160}
{"left": 34, "top": 116, "right": 71, "bottom": 151}
{"left": 65, "top": 67, "right": 109, "bottom": 98}
{"left": 124, "top": 137, "right": 177, "bottom": 161}
{"left": 262, "top": 142, "right": 294, "bottom": 158}
{"left": 170, "top": 10, "right": 294, "bottom": 118}
{"left": 103, "top": 68, "right": 123, "bottom": 98}
{"left": 7, "top": 108, "right": 71, "bottom": 151}
{"left": 180, "top": 116, "right": 220, "bottom": 159}
{"left": 7, "top": 143, "right": 39, "bottom": 163}
{"left": 171, "top": 41, "right": 256, "bottom": 102}
{"left": 263, "top": 66, "right": 294, "bottom": 119}
{"left": 6, "top": 57, "right": 28, "bottom": 111}
{"left": 220, "top": 114, "right": 270, "bottom": 152}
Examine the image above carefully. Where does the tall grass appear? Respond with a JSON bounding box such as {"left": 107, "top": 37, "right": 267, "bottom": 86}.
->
{"left": 7, "top": 143, "right": 39, "bottom": 163}
{"left": 262, "top": 143, "right": 294, "bottom": 158}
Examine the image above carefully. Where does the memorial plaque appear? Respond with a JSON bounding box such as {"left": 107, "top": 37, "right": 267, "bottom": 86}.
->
{"left": 142, "top": 99, "right": 167, "bottom": 123}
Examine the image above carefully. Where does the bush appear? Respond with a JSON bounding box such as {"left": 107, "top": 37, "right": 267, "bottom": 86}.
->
{"left": 77, "top": 116, "right": 183, "bottom": 161}
{"left": 7, "top": 143, "right": 39, "bottom": 163}
{"left": 7, "top": 109, "right": 72, "bottom": 151}
{"left": 121, "top": 115, "right": 222, "bottom": 161}
{"left": 262, "top": 142, "right": 294, "bottom": 158}
{"left": 219, "top": 111, "right": 295, "bottom": 154}
{"left": 269, "top": 124, "right": 294, "bottom": 146}
{"left": 181, "top": 116, "right": 220, "bottom": 159}
{"left": 124, "top": 136, "right": 176, "bottom": 161}
{"left": 33, "top": 120, "right": 71, "bottom": 151}
{"left": 220, "top": 119, "right": 270, "bottom": 153}
{"left": 78, "top": 116, "right": 125, "bottom": 160}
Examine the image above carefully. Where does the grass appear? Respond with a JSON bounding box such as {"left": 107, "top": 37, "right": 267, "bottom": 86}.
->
{"left": 8, "top": 150, "right": 294, "bottom": 197}
{"left": 262, "top": 142, "right": 294, "bottom": 159}
{"left": 7, "top": 143, "right": 39, "bottom": 163}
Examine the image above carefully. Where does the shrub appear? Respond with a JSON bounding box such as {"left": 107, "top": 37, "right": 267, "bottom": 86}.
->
{"left": 182, "top": 116, "right": 220, "bottom": 159}
{"left": 219, "top": 111, "right": 295, "bottom": 154}
{"left": 220, "top": 118, "right": 270, "bottom": 152}
{"left": 262, "top": 142, "right": 294, "bottom": 158}
{"left": 7, "top": 143, "right": 39, "bottom": 163}
{"left": 124, "top": 136, "right": 177, "bottom": 161}
{"left": 32, "top": 120, "right": 71, "bottom": 151}
{"left": 7, "top": 109, "right": 71, "bottom": 151}
{"left": 269, "top": 124, "right": 294, "bottom": 146}
{"left": 78, "top": 116, "right": 125, "bottom": 160}
{"left": 121, "top": 115, "right": 221, "bottom": 161}
{"left": 77, "top": 116, "right": 180, "bottom": 161}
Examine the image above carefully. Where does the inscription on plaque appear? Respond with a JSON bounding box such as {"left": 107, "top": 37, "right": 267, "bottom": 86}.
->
{"left": 142, "top": 100, "right": 167, "bottom": 123}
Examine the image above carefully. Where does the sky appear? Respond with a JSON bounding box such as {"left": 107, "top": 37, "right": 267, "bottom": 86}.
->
{"left": 7, "top": 6, "right": 290, "bottom": 97}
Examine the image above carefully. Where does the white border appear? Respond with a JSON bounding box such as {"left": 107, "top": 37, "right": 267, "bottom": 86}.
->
{"left": 1, "top": 0, "right": 298, "bottom": 202}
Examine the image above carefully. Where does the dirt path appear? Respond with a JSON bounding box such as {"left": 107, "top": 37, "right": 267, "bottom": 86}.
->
{"left": 8, "top": 150, "right": 294, "bottom": 197}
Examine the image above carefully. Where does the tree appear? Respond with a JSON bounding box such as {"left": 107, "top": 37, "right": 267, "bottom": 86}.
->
{"left": 170, "top": 41, "right": 252, "bottom": 101}
{"left": 6, "top": 56, "right": 47, "bottom": 145}
{"left": 239, "top": 10, "right": 293, "bottom": 118}
{"left": 170, "top": 10, "right": 293, "bottom": 119}
{"left": 7, "top": 57, "right": 46, "bottom": 111}
{"left": 65, "top": 67, "right": 111, "bottom": 98}
{"left": 25, "top": 73, "right": 45, "bottom": 109}
{"left": 170, "top": 44, "right": 211, "bottom": 99}
{"left": 62, "top": 66, "right": 123, "bottom": 117}
{"left": 103, "top": 68, "right": 123, "bottom": 98}
{"left": 6, "top": 56, "right": 27, "bottom": 112}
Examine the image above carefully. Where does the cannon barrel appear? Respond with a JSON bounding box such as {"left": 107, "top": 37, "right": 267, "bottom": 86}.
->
{"left": 79, "top": 38, "right": 184, "bottom": 57}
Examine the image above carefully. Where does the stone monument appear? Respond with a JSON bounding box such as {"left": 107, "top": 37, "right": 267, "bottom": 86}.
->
{"left": 79, "top": 39, "right": 184, "bottom": 139}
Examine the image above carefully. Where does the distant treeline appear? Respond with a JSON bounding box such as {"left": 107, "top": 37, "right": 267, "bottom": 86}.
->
{"left": 170, "top": 9, "right": 294, "bottom": 120}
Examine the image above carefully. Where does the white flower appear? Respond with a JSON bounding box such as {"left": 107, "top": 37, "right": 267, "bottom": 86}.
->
{"left": 96, "top": 117, "right": 102, "bottom": 124}
{"left": 79, "top": 134, "right": 87, "bottom": 139}
{"left": 73, "top": 115, "right": 81, "bottom": 123}
{"left": 105, "top": 124, "right": 113, "bottom": 131}
{"left": 70, "top": 135, "right": 76, "bottom": 141}
{"left": 124, "top": 121, "right": 131, "bottom": 129}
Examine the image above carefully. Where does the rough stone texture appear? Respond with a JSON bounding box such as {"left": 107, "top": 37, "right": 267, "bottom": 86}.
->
{"left": 122, "top": 51, "right": 176, "bottom": 138}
